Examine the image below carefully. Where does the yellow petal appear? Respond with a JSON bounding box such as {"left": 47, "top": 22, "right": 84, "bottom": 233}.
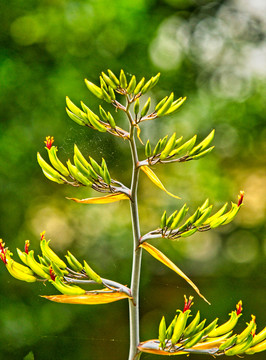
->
{"left": 140, "top": 242, "right": 210, "bottom": 304}
{"left": 42, "top": 290, "right": 131, "bottom": 304}
{"left": 67, "top": 193, "right": 129, "bottom": 204}
{"left": 140, "top": 166, "right": 180, "bottom": 199}
{"left": 136, "top": 124, "right": 144, "bottom": 144}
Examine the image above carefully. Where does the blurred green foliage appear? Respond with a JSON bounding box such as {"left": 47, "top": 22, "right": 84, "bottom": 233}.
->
{"left": 0, "top": 0, "right": 265, "bottom": 359}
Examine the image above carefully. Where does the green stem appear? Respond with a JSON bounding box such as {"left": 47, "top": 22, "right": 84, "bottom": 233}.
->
{"left": 128, "top": 124, "right": 142, "bottom": 360}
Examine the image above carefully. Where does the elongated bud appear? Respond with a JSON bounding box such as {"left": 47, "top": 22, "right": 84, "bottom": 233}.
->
{"left": 27, "top": 250, "right": 50, "bottom": 279}
{"left": 66, "top": 252, "right": 83, "bottom": 272}
{"left": 141, "top": 73, "right": 160, "bottom": 94}
{"left": 238, "top": 191, "right": 244, "bottom": 207}
{"left": 183, "top": 311, "right": 201, "bottom": 338}
{"left": 67, "top": 160, "right": 93, "bottom": 186}
{"left": 119, "top": 69, "right": 127, "bottom": 88}
{"left": 134, "top": 77, "right": 145, "bottom": 94}
{"left": 108, "top": 86, "right": 116, "bottom": 101}
{"left": 183, "top": 330, "right": 204, "bottom": 349}
{"left": 155, "top": 96, "right": 168, "bottom": 112}
{"left": 126, "top": 75, "right": 137, "bottom": 94}
{"left": 156, "top": 93, "right": 174, "bottom": 117}
{"left": 50, "top": 277, "right": 86, "bottom": 295}
{"left": 145, "top": 140, "right": 152, "bottom": 158}
{"left": 160, "top": 210, "right": 167, "bottom": 229}
{"left": 101, "top": 72, "right": 117, "bottom": 89}
{"left": 99, "top": 105, "right": 109, "bottom": 122}
{"left": 140, "top": 97, "right": 151, "bottom": 117}
{"left": 189, "top": 129, "right": 215, "bottom": 156}
{"left": 84, "top": 79, "right": 104, "bottom": 99}
{"left": 170, "top": 204, "right": 188, "bottom": 229}
{"left": 134, "top": 98, "right": 140, "bottom": 115}
{"left": 37, "top": 153, "right": 65, "bottom": 184}
{"left": 47, "top": 145, "right": 70, "bottom": 177}
{"left": 171, "top": 310, "right": 190, "bottom": 345}
{"left": 159, "top": 316, "right": 167, "bottom": 349}
{"left": 160, "top": 132, "right": 176, "bottom": 159}
{"left": 40, "top": 238, "right": 67, "bottom": 269}
{"left": 170, "top": 135, "right": 197, "bottom": 157}
{"left": 190, "top": 146, "right": 214, "bottom": 160}
{"left": 107, "top": 69, "right": 120, "bottom": 86}
{"left": 84, "top": 260, "right": 102, "bottom": 284}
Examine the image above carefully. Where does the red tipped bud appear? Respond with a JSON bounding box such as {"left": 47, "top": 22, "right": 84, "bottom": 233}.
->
{"left": 49, "top": 266, "right": 56, "bottom": 281}
{"left": 236, "top": 300, "right": 243, "bottom": 315}
{"left": 0, "top": 239, "right": 7, "bottom": 264}
{"left": 44, "top": 136, "right": 54, "bottom": 150}
{"left": 24, "top": 240, "right": 30, "bottom": 254}
{"left": 238, "top": 191, "right": 244, "bottom": 207}
{"left": 183, "top": 295, "right": 194, "bottom": 312}
{"left": 40, "top": 231, "right": 46, "bottom": 241}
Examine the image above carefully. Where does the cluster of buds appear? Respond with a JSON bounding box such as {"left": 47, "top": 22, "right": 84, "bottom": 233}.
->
{"left": 37, "top": 137, "right": 130, "bottom": 198}
{"left": 139, "top": 298, "right": 266, "bottom": 356}
{"left": 140, "top": 192, "right": 244, "bottom": 243}
{"left": 141, "top": 129, "right": 215, "bottom": 166}
{"left": 65, "top": 69, "right": 187, "bottom": 137}
{"left": 0, "top": 232, "right": 131, "bottom": 300}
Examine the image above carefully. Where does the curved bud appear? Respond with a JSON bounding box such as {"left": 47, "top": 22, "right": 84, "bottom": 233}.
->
{"left": 101, "top": 72, "right": 117, "bottom": 89}
{"left": 107, "top": 69, "right": 120, "bottom": 86}
{"left": 134, "top": 77, "right": 145, "bottom": 95}
{"left": 84, "top": 79, "right": 104, "bottom": 99}
{"left": 6, "top": 259, "right": 37, "bottom": 282}
{"left": 189, "top": 130, "right": 215, "bottom": 156}
{"left": 183, "top": 330, "right": 204, "bottom": 349}
{"left": 17, "top": 248, "right": 29, "bottom": 266}
{"left": 183, "top": 311, "right": 201, "bottom": 338}
{"left": 37, "top": 153, "right": 65, "bottom": 184}
{"left": 208, "top": 311, "right": 240, "bottom": 337}
{"left": 170, "top": 135, "right": 197, "bottom": 157}
{"left": 224, "top": 333, "right": 253, "bottom": 356}
{"left": 84, "top": 260, "right": 102, "bottom": 284}
{"left": 245, "top": 339, "right": 266, "bottom": 355}
{"left": 50, "top": 277, "right": 86, "bottom": 295}
{"left": 156, "top": 93, "right": 174, "bottom": 117}
{"left": 27, "top": 250, "right": 50, "bottom": 279}
{"left": 236, "top": 315, "right": 256, "bottom": 344}
{"left": 170, "top": 204, "right": 188, "bottom": 229}
{"left": 219, "top": 334, "right": 237, "bottom": 351}
{"left": 155, "top": 96, "right": 168, "bottom": 112}
{"left": 67, "top": 160, "right": 93, "bottom": 186}
{"left": 40, "top": 239, "right": 67, "bottom": 269}
{"left": 66, "top": 107, "right": 86, "bottom": 126}
{"left": 66, "top": 251, "right": 83, "bottom": 272}
{"left": 160, "top": 210, "right": 167, "bottom": 229}
{"left": 160, "top": 132, "right": 176, "bottom": 159}
{"left": 47, "top": 146, "right": 69, "bottom": 177}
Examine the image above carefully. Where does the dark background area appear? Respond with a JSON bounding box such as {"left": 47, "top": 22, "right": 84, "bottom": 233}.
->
{"left": 0, "top": 0, "right": 265, "bottom": 359}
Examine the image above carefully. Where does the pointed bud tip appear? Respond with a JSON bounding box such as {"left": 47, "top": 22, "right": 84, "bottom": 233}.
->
{"left": 238, "top": 191, "right": 245, "bottom": 206}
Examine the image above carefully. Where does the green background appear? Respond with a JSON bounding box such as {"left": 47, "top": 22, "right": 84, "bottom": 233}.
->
{"left": 0, "top": 0, "right": 265, "bottom": 359}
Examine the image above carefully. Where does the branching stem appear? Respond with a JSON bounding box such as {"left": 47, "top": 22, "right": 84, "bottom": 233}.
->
{"left": 126, "top": 101, "right": 142, "bottom": 360}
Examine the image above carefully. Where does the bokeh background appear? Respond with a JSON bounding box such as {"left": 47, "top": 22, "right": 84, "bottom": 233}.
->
{"left": 0, "top": 0, "right": 265, "bottom": 359}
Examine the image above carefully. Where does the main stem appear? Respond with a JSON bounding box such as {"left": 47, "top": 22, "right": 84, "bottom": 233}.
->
{"left": 128, "top": 124, "right": 142, "bottom": 360}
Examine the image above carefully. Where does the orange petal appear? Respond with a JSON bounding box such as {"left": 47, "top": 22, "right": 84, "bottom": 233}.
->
{"left": 42, "top": 290, "right": 131, "bottom": 304}
{"left": 141, "top": 166, "right": 180, "bottom": 199}
{"left": 67, "top": 193, "right": 129, "bottom": 204}
{"left": 138, "top": 340, "right": 186, "bottom": 355}
{"left": 140, "top": 242, "right": 210, "bottom": 304}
